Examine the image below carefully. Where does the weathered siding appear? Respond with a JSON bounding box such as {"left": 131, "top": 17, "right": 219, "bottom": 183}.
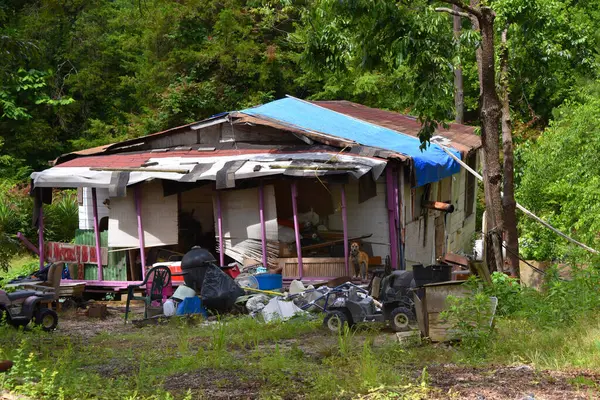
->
{"left": 328, "top": 177, "right": 390, "bottom": 261}
{"left": 78, "top": 187, "right": 110, "bottom": 230}
{"left": 446, "top": 152, "right": 479, "bottom": 254}
{"left": 402, "top": 151, "right": 479, "bottom": 267}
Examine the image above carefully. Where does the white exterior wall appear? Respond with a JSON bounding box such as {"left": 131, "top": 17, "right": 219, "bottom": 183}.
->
{"left": 107, "top": 181, "right": 178, "bottom": 247}
{"left": 328, "top": 177, "right": 390, "bottom": 260}
{"left": 78, "top": 187, "right": 110, "bottom": 230}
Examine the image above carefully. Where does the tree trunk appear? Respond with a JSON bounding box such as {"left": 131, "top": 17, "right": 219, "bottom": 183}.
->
{"left": 477, "top": 7, "right": 505, "bottom": 273}
{"left": 500, "top": 27, "right": 520, "bottom": 278}
{"left": 470, "top": 0, "right": 483, "bottom": 97}
{"left": 453, "top": 5, "right": 464, "bottom": 123}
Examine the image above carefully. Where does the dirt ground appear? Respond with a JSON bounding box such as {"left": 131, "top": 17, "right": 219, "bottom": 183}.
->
{"left": 3, "top": 302, "right": 596, "bottom": 400}
{"left": 427, "top": 365, "right": 600, "bottom": 399}
{"left": 49, "top": 304, "right": 600, "bottom": 400}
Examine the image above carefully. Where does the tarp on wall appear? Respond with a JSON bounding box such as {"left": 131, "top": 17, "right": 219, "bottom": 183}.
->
{"left": 240, "top": 97, "right": 461, "bottom": 187}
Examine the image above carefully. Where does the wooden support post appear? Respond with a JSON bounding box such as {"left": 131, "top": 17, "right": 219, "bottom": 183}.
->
{"left": 386, "top": 167, "right": 398, "bottom": 269}
{"left": 134, "top": 185, "right": 146, "bottom": 278}
{"left": 216, "top": 191, "right": 225, "bottom": 266}
{"left": 91, "top": 188, "right": 104, "bottom": 281}
{"left": 258, "top": 183, "right": 268, "bottom": 269}
{"left": 291, "top": 182, "right": 303, "bottom": 279}
{"left": 38, "top": 203, "right": 45, "bottom": 271}
{"left": 341, "top": 184, "right": 349, "bottom": 276}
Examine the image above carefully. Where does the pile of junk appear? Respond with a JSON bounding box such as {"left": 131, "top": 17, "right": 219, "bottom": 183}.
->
{"left": 141, "top": 246, "right": 300, "bottom": 323}
{"left": 150, "top": 246, "right": 455, "bottom": 333}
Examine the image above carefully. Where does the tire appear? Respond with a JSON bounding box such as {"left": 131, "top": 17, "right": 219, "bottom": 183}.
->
{"left": 390, "top": 307, "right": 414, "bottom": 332}
{"left": 35, "top": 309, "right": 58, "bottom": 332}
{"left": 323, "top": 310, "right": 349, "bottom": 333}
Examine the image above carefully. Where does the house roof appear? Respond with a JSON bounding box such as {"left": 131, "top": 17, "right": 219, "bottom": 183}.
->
{"left": 313, "top": 100, "right": 480, "bottom": 154}
{"left": 238, "top": 97, "right": 464, "bottom": 187}
{"left": 39, "top": 97, "right": 481, "bottom": 190}
{"left": 33, "top": 149, "right": 387, "bottom": 190}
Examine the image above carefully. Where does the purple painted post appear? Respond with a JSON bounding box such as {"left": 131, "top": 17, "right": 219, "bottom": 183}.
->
{"left": 399, "top": 168, "right": 406, "bottom": 269}
{"left": 216, "top": 191, "right": 225, "bottom": 266}
{"left": 386, "top": 167, "right": 398, "bottom": 269}
{"left": 291, "top": 182, "right": 303, "bottom": 279}
{"left": 17, "top": 232, "right": 39, "bottom": 255}
{"left": 91, "top": 188, "right": 104, "bottom": 281}
{"left": 258, "top": 183, "right": 268, "bottom": 269}
{"left": 134, "top": 185, "right": 146, "bottom": 278}
{"left": 341, "top": 185, "right": 349, "bottom": 276}
{"left": 38, "top": 204, "right": 45, "bottom": 271}
{"left": 393, "top": 168, "right": 401, "bottom": 268}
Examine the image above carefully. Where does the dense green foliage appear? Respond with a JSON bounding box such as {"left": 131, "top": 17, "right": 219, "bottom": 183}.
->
{"left": 2, "top": 0, "right": 598, "bottom": 172}
{"left": 0, "top": 186, "right": 77, "bottom": 270}
{"left": 1, "top": 0, "right": 600, "bottom": 260}
{"left": 443, "top": 269, "right": 600, "bottom": 359}
{"left": 517, "top": 85, "right": 600, "bottom": 260}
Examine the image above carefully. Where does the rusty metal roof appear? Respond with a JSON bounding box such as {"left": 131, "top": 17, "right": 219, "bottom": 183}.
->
{"left": 313, "top": 100, "right": 481, "bottom": 154}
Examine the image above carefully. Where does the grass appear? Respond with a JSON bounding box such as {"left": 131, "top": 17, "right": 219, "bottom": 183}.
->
{"left": 2, "top": 259, "right": 600, "bottom": 399}
{"left": 0, "top": 314, "right": 433, "bottom": 400}
{"left": 0, "top": 254, "right": 37, "bottom": 288}
{"left": 1, "top": 309, "right": 600, "bottom": 399}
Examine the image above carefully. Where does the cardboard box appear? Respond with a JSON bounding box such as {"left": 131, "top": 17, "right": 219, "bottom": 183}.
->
{"left": 87, "top": 303, "right": 107, "bottom": 319}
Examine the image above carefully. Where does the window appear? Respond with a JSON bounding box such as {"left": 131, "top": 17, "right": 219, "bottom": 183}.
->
{"left": 464, "top": 152, "right": 477, "bottom": 217}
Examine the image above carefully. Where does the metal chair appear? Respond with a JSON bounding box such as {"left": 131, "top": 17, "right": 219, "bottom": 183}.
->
{"left": 124, "top": 265, "right": 172, "bottom": 322}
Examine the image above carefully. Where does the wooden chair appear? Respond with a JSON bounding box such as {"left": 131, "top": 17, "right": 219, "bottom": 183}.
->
{"left": 124, "top": 265, "right": 172, "bottom": 322}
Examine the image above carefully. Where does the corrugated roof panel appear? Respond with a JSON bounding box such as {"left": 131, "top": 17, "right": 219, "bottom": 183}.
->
{"left": 240, "top": 97, "right": 461, "bottom": 187}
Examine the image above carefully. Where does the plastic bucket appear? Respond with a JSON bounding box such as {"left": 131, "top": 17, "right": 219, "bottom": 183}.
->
{"left": 255, "top": 273, "right": 283, "bottom": 290}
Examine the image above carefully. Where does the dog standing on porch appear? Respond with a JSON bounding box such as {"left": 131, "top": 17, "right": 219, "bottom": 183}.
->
{"left": 349, "top": 242, "right": 369, "bottom": 280}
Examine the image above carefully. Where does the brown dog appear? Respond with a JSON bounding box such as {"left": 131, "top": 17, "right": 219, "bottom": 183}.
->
{"left": 349, "top": 242, "right": 369, "bottom": 280}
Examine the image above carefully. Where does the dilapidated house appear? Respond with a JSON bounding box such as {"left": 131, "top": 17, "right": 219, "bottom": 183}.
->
{"left": 30, "top": 97, "right": 481, "bottom": 290}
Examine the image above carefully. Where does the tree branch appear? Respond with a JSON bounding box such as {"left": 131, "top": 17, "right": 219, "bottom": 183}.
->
{"left": 437, "top": 0, "right": 482, "bottom": 19}
{"left": 435, "top": 7, "right": 469, "bottom": 18}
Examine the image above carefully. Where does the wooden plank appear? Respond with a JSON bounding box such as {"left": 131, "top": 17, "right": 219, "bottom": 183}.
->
{"left": 279, "top": 257, "right": 346, "bottom": 278}
{"left": 424, "top": 282, "right": 470, "bottom": 313}
{"left": 413, "top": 292, "right": 427, "bottom": 337}
{"left": 299, "top": 234, "right": 373, "bottom": 252}
{"left": 428, "top": 312, "right": 456, "bottom": 342}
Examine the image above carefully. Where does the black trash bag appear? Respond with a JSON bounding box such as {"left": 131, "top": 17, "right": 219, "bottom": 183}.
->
{"left": 200, "top": 264, "right": 245, "bottom": 313}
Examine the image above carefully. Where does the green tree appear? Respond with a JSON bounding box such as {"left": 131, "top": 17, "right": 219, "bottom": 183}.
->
{"left": 517, "top": 84, "right": 600, "bottom": 261}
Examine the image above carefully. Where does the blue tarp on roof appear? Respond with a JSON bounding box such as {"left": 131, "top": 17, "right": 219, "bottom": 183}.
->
{"left": 240, "top": 97, "right": 461, "bottom": 187}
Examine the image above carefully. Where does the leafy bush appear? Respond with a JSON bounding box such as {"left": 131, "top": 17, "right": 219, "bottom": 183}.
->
{"left": 0, "top": 184, "right": 78, "bottom": 270}
{"left": 517, "top": 86, "right": 600, "bottom": 260}
{"left": 441, "top": 278, "right": 496, "bottom": 357}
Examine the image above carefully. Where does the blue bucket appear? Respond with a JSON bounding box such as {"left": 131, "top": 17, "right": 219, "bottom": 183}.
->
{"left": 254, "top": 273, "right": 283, "bottom": 290}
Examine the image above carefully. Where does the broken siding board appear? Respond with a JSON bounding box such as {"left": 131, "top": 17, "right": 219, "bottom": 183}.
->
{"left": 108, "top": 180, "right": 178, "bottom": 247}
